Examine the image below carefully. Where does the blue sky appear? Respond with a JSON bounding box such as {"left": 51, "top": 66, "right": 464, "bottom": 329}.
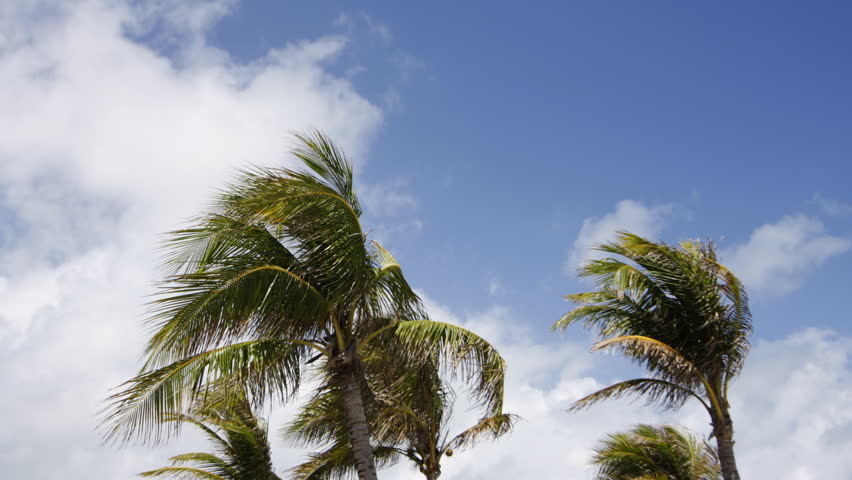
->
{"left": 212, "top": 1, "right": 852, "bottom": 340}
{"left": 1, "top": 1, "right": 851, "bottom": 478}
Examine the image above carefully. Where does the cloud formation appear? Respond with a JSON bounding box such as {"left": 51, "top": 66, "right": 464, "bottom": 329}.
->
{"left": 813, "top": 193, "right": 852, "bottom": 217}
{"left": 0, "top": 0, "right": 381, "bottom": 477}
{"left": 723, "top": 214, "right": 851, "bottom": 295}
{"left": 565, "top": 200, "right": 673, "bottom": 273}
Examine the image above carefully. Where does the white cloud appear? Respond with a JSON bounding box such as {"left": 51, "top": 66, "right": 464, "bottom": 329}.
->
{"left": 731, "top": 329, "right": 852, "bottom": 479}
{"left": 487, "top": 278, "right": 506, "bottom": 297}
{"left": 360, "top": 12, "right": 393, "bottom": 43}
{"left": 723, "top": 214, "right": 851, "bottom": 295}
{"left": 0, "top": 0, "right": 382, "bottom": 477}
{"left": 360, "top": 179, "right": 418, "bottom": 217}
{"left": 358, "top": 179, "right": 422, "bottom": 249}
{"left": 565, "top": 200, "right": 673, "bottom": 273}
{"left": 813, "top": 193, "right": 852, "bottom": 216}
{"left": 334, "top": 11, "right": 393, "bottom": 47}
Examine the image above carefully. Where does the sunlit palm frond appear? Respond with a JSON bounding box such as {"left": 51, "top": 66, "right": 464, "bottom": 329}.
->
{"left": 139, "top": 466, "right": 228, "bottom": 480}
{"left": 559, "top": 232, "right": 749, "bottom": 480}
{"left": 592, "top": 425, "right": 721, "bottom": 480}
{"left": 290, "top": 130, "right": 361, "bottom": 217}
{"left": 446, "top": 413, "right": 519, "bottom": 451}
{"left": 557, "top": 231, "right": 751, "bottom": 407}
{"left": 361, "top": 241, "right": 424, "bottom": 330}
{"left": 592, "top": 336, "right": 709, "bottom": 394}
{"left": 384, "top": 320, "right": 507, "bottom": 415}
{"left": 159, "top": 214, "right": 300, "bottom": 277}
{"left": 570, "top": 378, "right": 710, "bottom": 414}
{"left": 167, "top": 453, "right": 233, "bottom": 475}
{"left": 144, "top": 263, "right": 328, "bottom": 369}
{"left": 138, "top": 384, "right": 279, "bottom": 480}
{"left": 104, "top": 339, "right": 304, "bottom": 445}
{"left": 218, "top": 162, "right": 370, "bottom": 305}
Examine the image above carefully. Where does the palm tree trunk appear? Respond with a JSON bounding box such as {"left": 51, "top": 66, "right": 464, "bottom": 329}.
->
{"left": 714, "top": 416, "right": 741, "bottom": 480}
{"left": 338, "top": 363, "right": 379, "bottom": 480}
{"left": 425, "top": 473, "right": 440, "bottom": 480}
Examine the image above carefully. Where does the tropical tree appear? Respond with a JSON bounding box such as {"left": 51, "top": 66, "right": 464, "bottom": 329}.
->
{"left": 591, "top": 424, "right": 721, "bottom": 480}
{"left": 139, "top": 384, "right": 281, "bottom": 480}
{"left": 554, "top": 232, "right": 751, "bottom": 480}
{"left": 103, "top": 131, "right": 506, "bottom": 480}
{"left": 287, "top": 349, "right": 516, "bottom": 480}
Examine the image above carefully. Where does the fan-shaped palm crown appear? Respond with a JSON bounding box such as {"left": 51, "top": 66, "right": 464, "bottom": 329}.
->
{"left": 104, "top": 132, "right": 507, "bottom": 480}
{"left": 592, "top": 424, "right": 721, "bottom": 480}
{"left": 555, "top": 232, "right": 750, "bottom": 480}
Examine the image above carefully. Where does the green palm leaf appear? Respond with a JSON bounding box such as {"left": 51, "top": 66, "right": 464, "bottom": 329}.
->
{"left": 105, "top": 339, "right": 303, "bottom": 445}
{"left": 384, "top": 320, "right": 507, "bottom": 415}
{"left": 139, "top": 466, "right": 228, "bottom": 480}
{"left": 592, "top": 425, "right": 721, "bottom": 480}
{"left": 138, "top": 385, "right": 279, "bottom": 480}
{"left": 557, "top": 232, "right": 750, "bottom": 480}
{"left": 106, "top": 132, "right": 502, "bottom": 480}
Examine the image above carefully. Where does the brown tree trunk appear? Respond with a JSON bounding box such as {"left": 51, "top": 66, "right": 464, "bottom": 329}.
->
{"left": 715, "top": 416, "right": 741, "bottom": 480}
{"left": 338, "top": 362, "right": 379, "bottom": 480}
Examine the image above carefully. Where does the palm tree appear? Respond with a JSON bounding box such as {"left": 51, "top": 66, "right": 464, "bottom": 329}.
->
{"left": 591, "top": 424, "right": 721, "bottom": 480}
{"left": 139, "top": 385, "right": 281, "bottom": 480}
{"left": 103, "top": 132, "right": 507, "bottom": 480}
{"left": 287, "top": 350, "right": 517, "bottom": 480}
{"left": 555, "top": 232, "right": 751, "bottom": 480}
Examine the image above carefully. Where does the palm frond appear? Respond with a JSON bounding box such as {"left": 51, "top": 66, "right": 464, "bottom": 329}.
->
{"left": 103, "top": 339, "right": 303, "bottom": 445}
{"left": 570, "top": 378, "right": 708, "bottom": 413}
{"left": 558, "top": 231, "right": 752, "bottom": 419}
{"left": 285, "top": 388, "right": 349, "bottom": 449}
{"left": 168, "top": 453, "right": 232, "bottom": 473}
{"left": 592, "top": 424, "right": 721, "bottom": 480}
{"left": 592, "top": 336, "right": 708, "bottom": 393}
{"left": 290, "top": 443, "right": 400, "bottom": 480}
{"left": 385, "top": 320, "right": 507, "bottom": 415}
{"left": 361, "top": 241, "right": 424, "bottom": 327}
{"left": 218, "top": 163, "right": 371, "bottom": 306}
{"left": 139, "top": 466, "right": 228, "bottom": 480}
{"left": 159, "top": 214, "right": 300, "bottom": 277}
{"left": 144, "top": 261, "right": 328, "bottom": 369}
{"left": 290, "top": 130, "right": 361, "bottom": 217}
{"left": 446, "top": 413, "right": 519, "bottom": 451}
{"left": 138, "top": 383, "right": 278, "bottom": 480}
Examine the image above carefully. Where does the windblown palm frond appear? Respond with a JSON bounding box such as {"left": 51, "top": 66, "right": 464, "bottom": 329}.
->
{"left": 569, "top": 378, "right": 709, "bottom": 413}
{"left": 557, "top": 232, "right": 750, "bottom": 480}
{"left": 106, "top": 131, "right": 505, "bottom": 480}
{"left": 592, "top": 425, "right": 721, "bottom": 480}
{"left": 445, "top": 413, "right": 517, "bottom": 451}
{"left": 139, "top": 385, "right": 280, "bottom": 480}
{"left": 557, "top": 233, "right": 751, "bottom": 383}
{"left": 105, "top": 339, "right": 304, "bottom": 445}
{"left": 378, "top": 320, "right": 508, "bottom": 415}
